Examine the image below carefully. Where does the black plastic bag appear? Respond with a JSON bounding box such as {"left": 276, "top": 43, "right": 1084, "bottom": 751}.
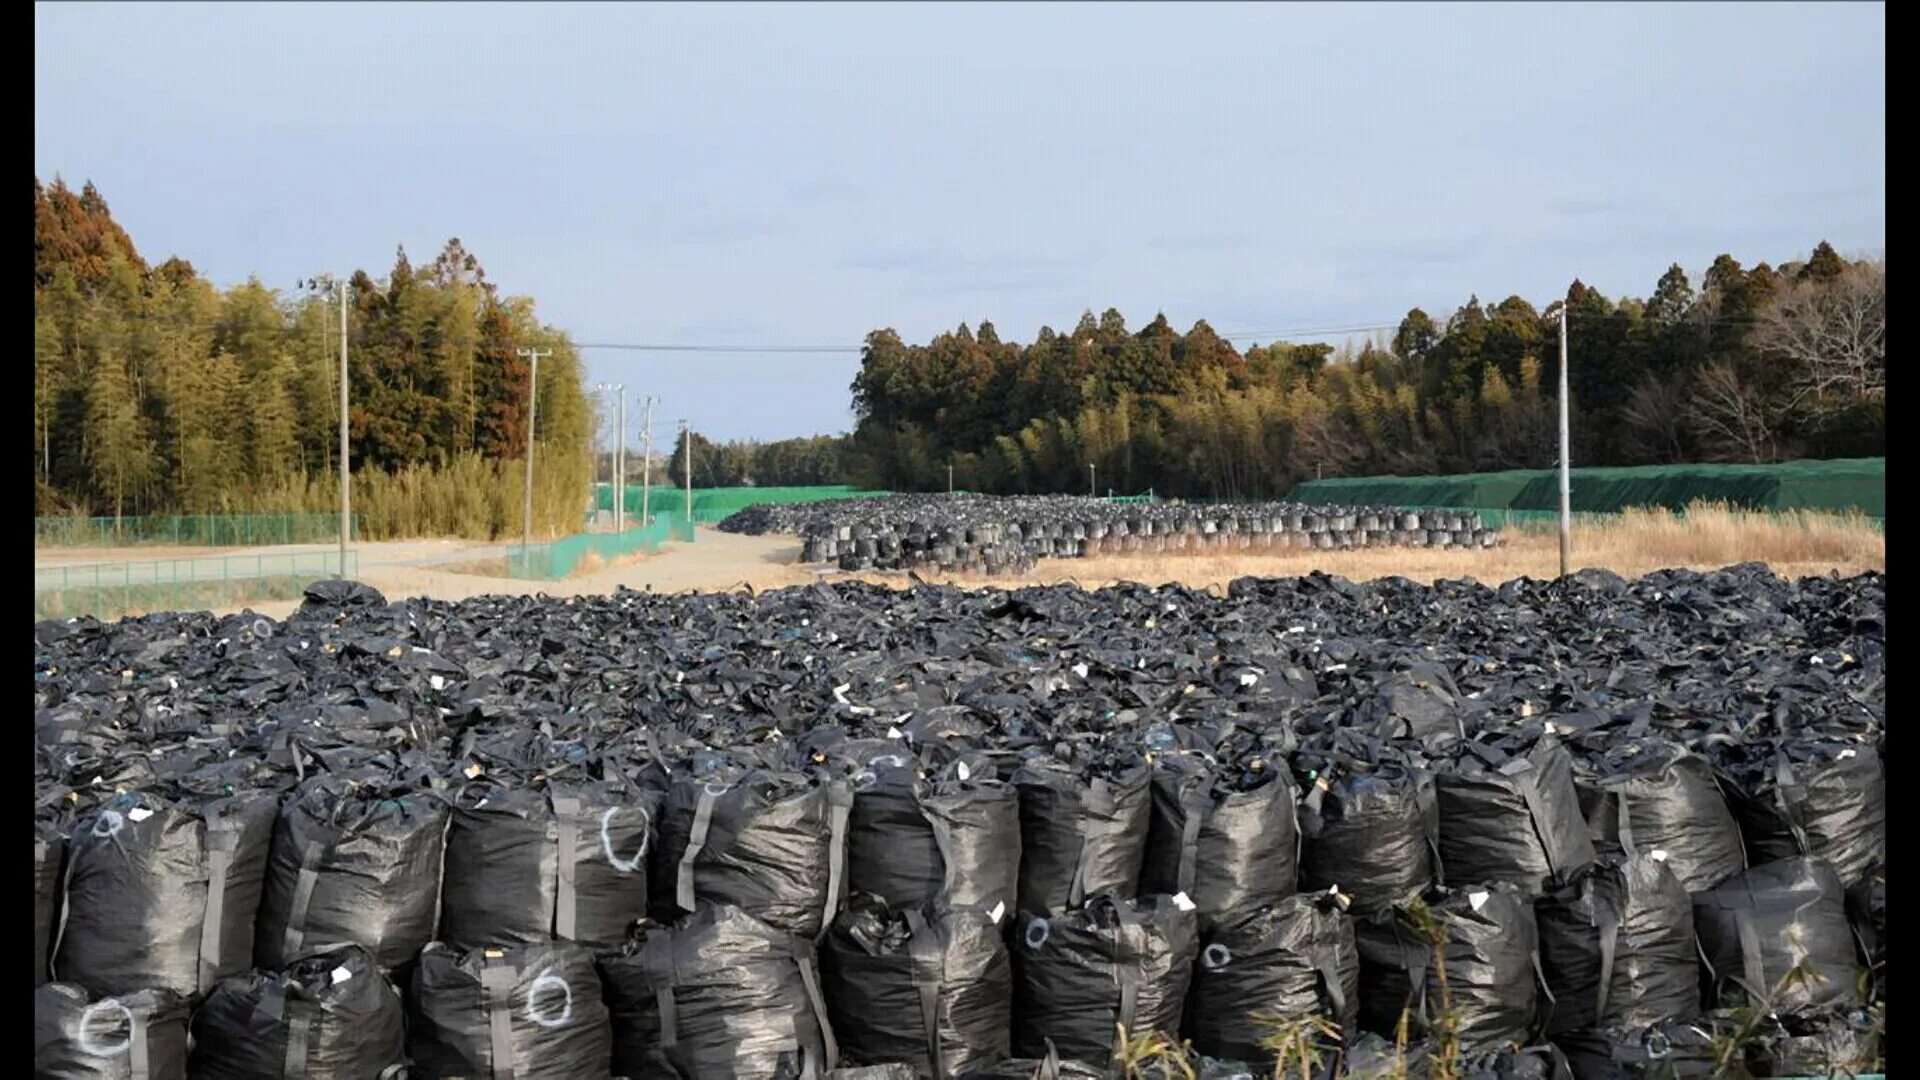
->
{"left": 1186, "top": 891, "right": 1359, "bottom": 1063}
{"left": 54, "top": 789, "right": 276, "bottom": 997}
{"left": 1692, "top": 856, "right": 1860, "bottom": 1013}
{"left": 1460, "top": 1045, "right": 1576, "bottom": 1080}
{"left": 821, "top": 895, "right": 1012, "bottom": 1078}
{"left": 1344, "top": 1033, "right": 1429, "bottom": 1080}
{"left": 1719, "top": 743, "right": 1885, "bottom": 889}
{"left": 1536, "top": 855, "right": 1698, "bottom": 1036}
{"left": 255, "top": 776, "right": 450, "bottom": 971}
{"left": 1142, "top": 753, "right": 1298, "bottom": 930}
{"left": 189, "top": 944, "right": 406, "bottom": 1080}
{"left": 1353, "top": 884, "right": 1540, "bottom": 1055}
{"left": 36, "top": 827, "right": 64, "bottom": 986}
{"left": 1573, "top": 740, "right": 1746, "bottom": 895}
{"left": 846, "top": 756, "right": 1021, "bottom": 917}
{"left": 597, "top": 904, "right": 837, "bottom": 1080}
{"left": 652, "top": 767, "right": 852, "bottom": 939}
{"left": 439, "top": 778, "right": 658, "bottom": 952}
{"left": 831, "top": 1068, "right": 921, "bottom": 1080}
{"left": 1554, "top": 1022, "right": 1722, "bottom": 1080}
{"left": 1748, "top": 1010, "right": 1882, "bottom": 1078}
{"left": 1296, "top": 754, "right": 1440, "bottom": 917}
{"left": 34, "top": 983, "right": 189, "bottom": 1080}
{"left": 1846, "top": 863, "right": 1884, "bottom": 980}
{"left": 1435, "top": 733, "right": 1596, "bottom": 899}
{"left": 1011, "top": 894, "right": 1199, "bottom": 1067}
{"left": 299, "top": 579, "right": 388, "bottom": 612}
{"left": 410, "top": 939, "right": 612, "bottom": 1080}
{"left": 1012, "top": 757, "right": 1150, "bottom": 917}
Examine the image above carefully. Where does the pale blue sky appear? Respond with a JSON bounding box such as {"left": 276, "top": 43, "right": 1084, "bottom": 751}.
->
{"left": 35, "top": 2, "right": 1884, "bottom": 440}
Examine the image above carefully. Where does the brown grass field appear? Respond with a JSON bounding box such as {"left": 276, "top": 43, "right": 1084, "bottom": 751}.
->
{"left": 37, "top": 504, "right": 1884, "bottom": 620}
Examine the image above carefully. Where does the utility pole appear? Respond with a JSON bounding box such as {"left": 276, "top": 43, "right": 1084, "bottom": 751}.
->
{"left": 519, "top": 347, "right": 552, "bottom": 553}
{"left": 1553, "top": 301, "right": 1572, "bottom": 578}
{"left": 680, "top": 420, "right": 692, "bottom": 521}
{"left": 339, "top": 279, "right": 351, "bottom": 578}
{"left": 615, "top": 387, "right": 626, "bottom": 533}
{"left": 640, "top": 396, "right": 656, "bottom": 526}
{"left": 948, "top": 461, "right": 954, "bottom": 495}
{"left": 1089, "top": 463, "right": 1096, "bottom": 498}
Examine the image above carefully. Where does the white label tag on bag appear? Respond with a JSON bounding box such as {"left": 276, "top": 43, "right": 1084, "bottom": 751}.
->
{"left": 1172, "top": 892, "right": 1196, "bottom": 912}
{"left": 956, "top": 761, "right": 971, "bottom": 781}
{"left": 331, "top": 966, "right": 354, "bottom": 985}
{"left": 1072, "top": 663, "right": 1089, "bottom": 680}
{"left": 1651, "top": 849, "right": 1670, "bottom": 862}
{"left": 1468, "top": 890, "right": 1489, "bottom": 912}
{"left": 990, "top": 902, "right": 1005, "bottom": 924}
{"left": 128, "top": 807, "right": 153, "bottom": 822}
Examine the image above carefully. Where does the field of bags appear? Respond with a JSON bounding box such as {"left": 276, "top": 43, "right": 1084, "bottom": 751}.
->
{"left": 34, "top": 566, "right": 1883, "bottom": 1079}
{"left": 719, "top": 494, "right": 1500, "bottom": 573}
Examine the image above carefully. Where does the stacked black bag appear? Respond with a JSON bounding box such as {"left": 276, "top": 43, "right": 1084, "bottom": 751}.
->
{"left": 1186, "top": 890, "right": 1360, "bottom": 1063}
{"left": 1012, "top": 894, "right": 1199, "bottom": 1065}
{"left": 190, "top": 943, "right": 407, "bottom": 1079}
{"left": 598, "top": 904, "right": 837, "bottom": 1079}
{"left": 821, "top": 895, "right": 1013, "bottom": 1077}
{"left": 409, "top": 939, "right": 613, "bottom": 1080}
{"left": 34, "top": 983, "right": 191, "bottom": 1080}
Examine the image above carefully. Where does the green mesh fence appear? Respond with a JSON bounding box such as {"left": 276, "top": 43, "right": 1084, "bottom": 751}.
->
{"left": 35, "top": 514, "right": 362, "bottom": 548}
{"left": 510, "top": 512, "right": 697, "bottom": 580}
{"left": 1289, "top": 459, "right": 1884, "bottom": 519}
{"left": 34, "top": 551, "right": 358, "bottom": 620}
{"left": 592, "top": 485, "right": 887, "bottom": 525}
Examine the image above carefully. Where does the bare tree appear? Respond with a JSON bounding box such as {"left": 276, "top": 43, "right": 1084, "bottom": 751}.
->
{"left": 1620, "top": 373, "right": 1690, "bottom": 462}
{"left": 1688, "top": 361, "right": 1780, "bottom": 463}
{"left": 1750, "top": 260, "right": 1886, "bottom": 415}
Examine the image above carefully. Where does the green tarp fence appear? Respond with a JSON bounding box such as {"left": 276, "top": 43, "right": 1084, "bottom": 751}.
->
{"left": 35, "top": 514, "right": 362, "bottom": 548}
{"left": 1288, "top": 458, "right": 1884, "bottom": 520}
{"left": 591, "top": 484, "right": 888, "bottom": 525}
{"left": 510, "top": 512, "right": 697, "bottom": 580}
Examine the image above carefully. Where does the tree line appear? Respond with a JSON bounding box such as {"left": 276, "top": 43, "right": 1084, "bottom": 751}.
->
{"left": 34, "top": 176, "right": 591, "bottom": 538}
{"left": 828, "top": 243, "right": 1883, "bottom": 498}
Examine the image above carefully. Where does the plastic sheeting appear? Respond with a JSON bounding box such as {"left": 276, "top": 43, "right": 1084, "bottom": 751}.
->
{"left": 254, "top": 777, "right": 449, "bottom": 971}
{"left": 1435, "top": 732, "right": 1596, "bottom": 899}
{"left": 598, "top": 904, "right": 836, "bottom": 1080}
{"left": 53, "top": 790, "right": 276, "bottom": 997}
{"left": 1185, "top": 891, "right": 1359, "bottom": 1063}
{"left": 188, "top": 944, "right": 406, "bottom": 1080}
{"left": 409, "top": 939, "right": 612, "bottom": 1080}
{"left": 651, "top": 767, "right": 852, "bottom": 939}
{"left": 1693, "top": 857, "right": 1860, "bottom": 1013}
{"left": 1142, "top": 754, "right": 1299, "bottom": 930}
{"left": 439, "top": 779, "right": 658, "bottom": 952}
{"left": 1353, "top": 884, "right": 1540, "bottom": 1055}
{"left": 845, "top": 756, "right": 1021, "bottom": 917}
{"left": 1012, "top": 757, "right": 1150, "bottom": 918}
{"left": 34, "top": 983, "right": 190, "bottom": 1080}
{"left": 1012, "top": 894, "right": 1198, "bottom": 1067}
{"left": 820, "top": 896, "right": 1013, "bottom": 1078}
{"left": 1536, "top": 855, "right": 1698, "bottom": 1036}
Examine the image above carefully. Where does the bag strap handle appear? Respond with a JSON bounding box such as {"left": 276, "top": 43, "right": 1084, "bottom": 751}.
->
{"left": 480, "top": 958, "right": 519, "bottom": 1080}
{"left": 903, "top": 908, "right": 947, "bottom": 1079}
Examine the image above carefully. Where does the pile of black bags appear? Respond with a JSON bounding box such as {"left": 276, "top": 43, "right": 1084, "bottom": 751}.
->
{"left": 32, "top": 565, "right": 1882, "bottom": 1077}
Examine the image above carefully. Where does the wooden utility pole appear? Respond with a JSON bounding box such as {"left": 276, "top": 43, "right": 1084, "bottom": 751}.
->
{"left": 339, "top": 279, "right": 351, "bottom": 577}
{"left": 518, "top": 347, "right": 553, "bottom": 552}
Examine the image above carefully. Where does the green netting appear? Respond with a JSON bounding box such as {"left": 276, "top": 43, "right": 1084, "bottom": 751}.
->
{"left": 1290, "top": 459, "right": 1884, "bottom": 519}
{"left": 509, "top": 512, "right": 697, "bottom": 580}
{"left": 34, "top": 514, "right": 362, "bottom": 548}
{"left": 591, "top": 484, "right": 887, "bottom": 524}
{"left": 1285, "top": 470, "right": 1543, "bottom": 512}
{"left": 33, "top": 550, "right": 358, "bottom": 620}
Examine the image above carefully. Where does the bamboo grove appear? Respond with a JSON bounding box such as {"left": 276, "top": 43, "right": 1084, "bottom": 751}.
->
{"left": 34, "top": 177, "right": 591, "bottom": 539}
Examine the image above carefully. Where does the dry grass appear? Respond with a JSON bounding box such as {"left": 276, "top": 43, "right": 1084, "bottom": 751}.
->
{"left": 855, "top": 503, "right": 1883, "bottom": 594}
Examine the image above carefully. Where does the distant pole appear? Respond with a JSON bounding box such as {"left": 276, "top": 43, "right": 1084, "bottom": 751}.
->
{"left": 680, "top": 420, "right": 692, "bottom": 520}
{"left": 519, "top": 347, "right": 553, "bottom": 552}
{"left": 1556, "top": 302, "right": 1572, "bottom": 577}
{"left": 594, "top": 383, "right": 611, "bottom": 525}
{"left": 948, "top": 461, "right": 954, "bottom": 495}
{"left": 338, "top": 279, "right": 350, "bottom": 578}
{"left": 1089, "top": 463, "right": 1096, "bottom": 498}
{"left": 615, "top": 387, "right": 626, "bottom": 532}
{"left": 640, "top": 396, "right": 655, "bottom": 525}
